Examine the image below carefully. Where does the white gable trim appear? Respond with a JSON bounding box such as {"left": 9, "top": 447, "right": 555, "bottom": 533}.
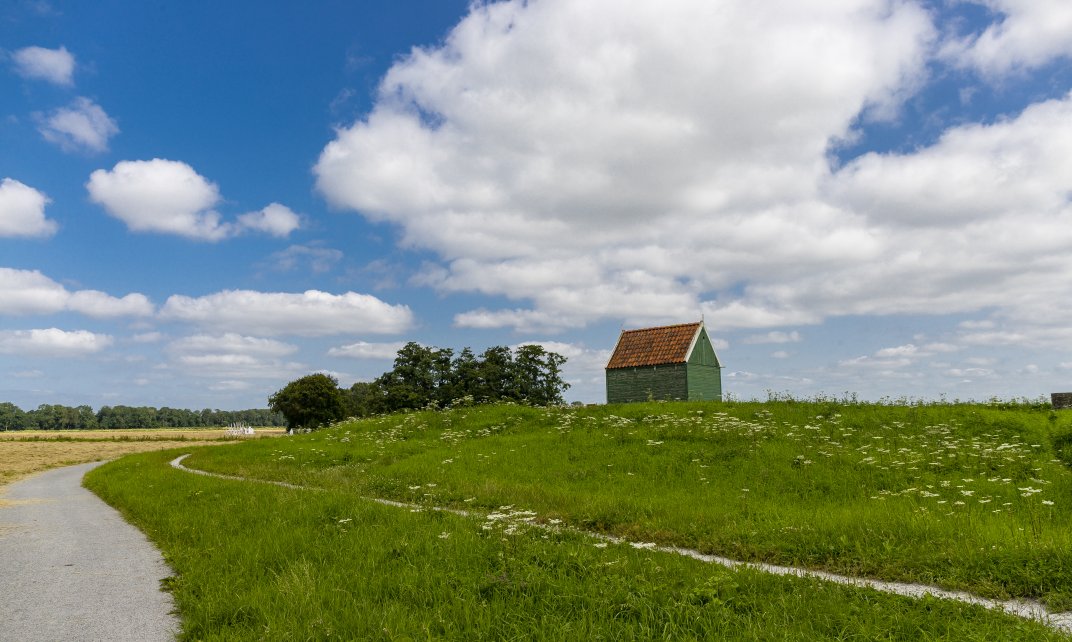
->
{"left": 683, "top": 321, "right": 703, "bottom": 363}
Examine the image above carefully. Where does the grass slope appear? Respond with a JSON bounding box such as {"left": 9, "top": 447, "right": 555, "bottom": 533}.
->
{"left": 88, "top": 447, "right": 1062, "bottom": 640}
{"left": 183, "top": 401, "right": 1072, "bottom": 608}
{"left": 87, "top": 402, "right": 1072, "bottom": 638}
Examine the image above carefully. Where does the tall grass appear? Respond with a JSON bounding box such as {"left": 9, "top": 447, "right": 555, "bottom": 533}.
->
{"left": 185, "top": 401, "right": 1072, "bottom": 609}
{"left": 87, "top": 447, "right": 1064, "bottom": 640}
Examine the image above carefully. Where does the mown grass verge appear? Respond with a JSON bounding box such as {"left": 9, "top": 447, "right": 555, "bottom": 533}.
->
{"left": 183, "top": 401, "right": 1072, "bottom": 609}
{"left": 86, "top": 447, "right": 1064, "bottom": 640}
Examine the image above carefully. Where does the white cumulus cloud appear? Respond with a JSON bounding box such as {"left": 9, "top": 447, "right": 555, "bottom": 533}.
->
{"left": 0, "top": 267, "right": 153, "bottom": 317}
{"left": 38, "top": 97, "right": 119, "bottom": 153}
{"left": 308, "top": 0, "right": 1072, "bottom": 362}
{"left": 941, "top": 0, "right": 1072, "bottom": 76}
{"left": 169, "top": 333, "right": 299, "bottom": 358}
{"left": 512, "top": 340, "right": 613, "bottom": 373}
{"left": 87, "top": 159, "right": 227, "bottom": 240}
{"left": 11, "top": 45, "right": 74, "bottom": 85}
{"left": 315, "top": 0, "right": 934, "bottom": 332}
{"left": 160, "top": 289, "right": 413, "bottom": 337}
{"left": 743, "top": 331, "right": 802, "bottom": 345}
{"left": 874, "top": 344, "right": 922, "bottom": 358}
{"left": 821, "top": 92, "right": 1072, "bottom": 346}
{"left": 87, "top": 159, "right": 298, "bottom": 241}
{"left": 67, "top": 290, "right": 154, "bottom": 317}
{"left": 166, "top": 333, "right": 304, "bottom": 381}
{"left": 0, "top": 328, "right": 112, "bottom": 357}
{"left": 0, "top": 178, "right": 57, "bottom": 238}
{"left": 237, "top": 203, "right": 301, "bottom": 237}
{"left": 328, "top": 341, "right": 407, "bottom": 360}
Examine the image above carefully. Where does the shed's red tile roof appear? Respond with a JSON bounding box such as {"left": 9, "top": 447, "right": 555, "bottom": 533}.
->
{"left": 606, "top": 322, "right": 702, "bottom": 369}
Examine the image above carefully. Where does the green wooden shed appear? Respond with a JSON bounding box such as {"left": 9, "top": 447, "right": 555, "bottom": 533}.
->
{"left": 605, "top": 321, "right": 722, "bottom": 403}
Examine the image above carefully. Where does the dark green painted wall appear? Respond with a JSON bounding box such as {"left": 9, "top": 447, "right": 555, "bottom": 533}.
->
{"left": 686, "top": 363, "right": 722, "bottom": 401}
{"left": 606, "top": 363, "right": 688, "bottom": 403}
{"left": 606, "top": 327, "right": 723, "bottom": 403}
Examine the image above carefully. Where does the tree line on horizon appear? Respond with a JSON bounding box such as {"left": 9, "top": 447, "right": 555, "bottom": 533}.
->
{"left": 0, "top": 403, "right": 286, "bottom": 431}
{"left": 270, "top": 342, "right": 570, "bottom": 429}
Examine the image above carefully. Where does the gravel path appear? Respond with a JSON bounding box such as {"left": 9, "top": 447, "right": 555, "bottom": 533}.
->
{"left": 0, "top": 462, "right": 179, "bottom": 642}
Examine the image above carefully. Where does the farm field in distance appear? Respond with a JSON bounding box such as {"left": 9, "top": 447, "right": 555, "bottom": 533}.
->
{"left": 0, "top": 428, "right": 283, "bottom": 488}
{"left": 86, "top": 400, "right": 1072, "bottom": 639}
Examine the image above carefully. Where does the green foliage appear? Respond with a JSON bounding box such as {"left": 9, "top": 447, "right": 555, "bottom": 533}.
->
{"left": 343, "top": 381, "right": 386, "bottom": 419}
{"left": 0, "top": 402, "right": 27, "bottom": 431}
{"left": 512, "top": 344, "right": 568, "bottom": 405}
{"left": 342, "top": 342, "right": 570, "bottom": 417}
{"left": 268, "top": 373, "right": 347, "bottom": 430}
{"left": 377, "top": 342, "right": 456, "bottom": 411}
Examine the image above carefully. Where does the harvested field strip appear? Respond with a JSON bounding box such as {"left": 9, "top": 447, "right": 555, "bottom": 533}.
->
{"left": 0, "top": 429, "right": 282, "bottom": 488}
{"left": 0, "top": 428, "right": 284, "bottom": 441}
{"left": 0, "top": 441, "right": 219, "bottom": 488}
{"left": 169, "top": 453, "right": 1072, "bottom": 634}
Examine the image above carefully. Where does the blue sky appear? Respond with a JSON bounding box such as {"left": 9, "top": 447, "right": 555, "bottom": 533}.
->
{"left": 2, "top": 0, "right": 1072, "bottom": 410}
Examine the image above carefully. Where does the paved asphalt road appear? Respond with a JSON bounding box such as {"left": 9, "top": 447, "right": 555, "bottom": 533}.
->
{"left": 0, "top": 462, "right": 179, "bottom": 641}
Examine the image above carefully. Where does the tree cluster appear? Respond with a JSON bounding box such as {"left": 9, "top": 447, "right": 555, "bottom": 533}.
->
{"left": 269, "top": 342, "right": 570, "bottom": 430}
{"left": 0, "top": 402, "right": 285, "bottom": 431}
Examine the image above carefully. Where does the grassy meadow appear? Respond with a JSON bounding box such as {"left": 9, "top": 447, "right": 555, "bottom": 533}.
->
{"left": 84, "top": 400, "right": 1072, "bottom": 639}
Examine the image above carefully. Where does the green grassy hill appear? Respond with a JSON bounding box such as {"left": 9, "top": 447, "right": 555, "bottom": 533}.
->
{"left": 87, "top": 400, "right": 1072, "bottom": 640}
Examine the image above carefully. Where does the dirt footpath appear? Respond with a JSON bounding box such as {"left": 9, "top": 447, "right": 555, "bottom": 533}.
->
{"left": 0, "top": 462, "right": 179, "bottom": 641}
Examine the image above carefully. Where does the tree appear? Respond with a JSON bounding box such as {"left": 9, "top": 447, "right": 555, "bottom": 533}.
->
{"left": 77, "top": 405, "right": 98, "bottom": 429}
{"left": 514, "top": 344, "right": 569, "bottom": 405}
{"left": 368, "top": 342, "right": 570, "bottom": 412}
{"left": 376, "top": 342, "right": 455, "bottom": 410}
{"left": 345, "top": 381, "right": 387, "bottom": 418}
{"left": 475, "top": 346, "right": 516, "bottom": 402}
{"left": 269, "top": 373, "right": 347, "bottom": 430}
{"left": 449, "top": 348, "right": 481, "bottom": 401}
{"left": 0, "top": 402, "right": 27, "bottom": 431}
